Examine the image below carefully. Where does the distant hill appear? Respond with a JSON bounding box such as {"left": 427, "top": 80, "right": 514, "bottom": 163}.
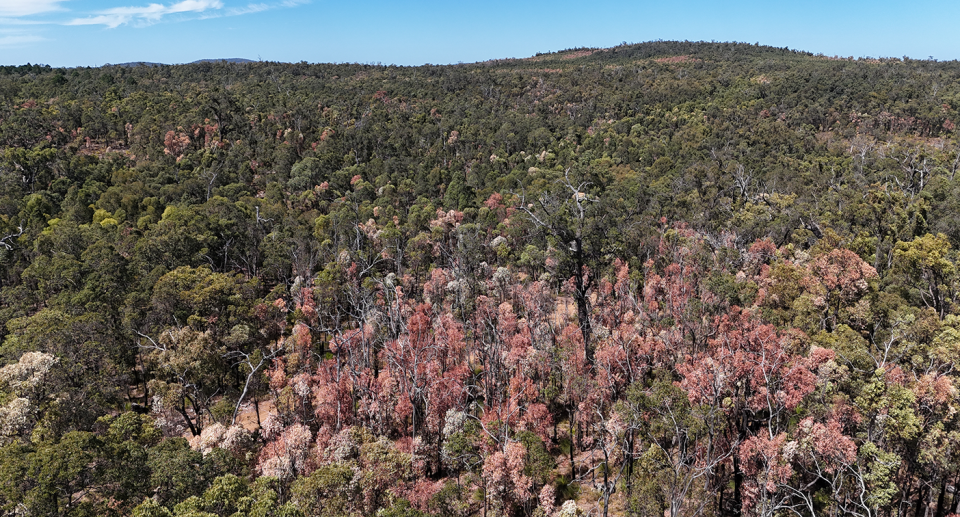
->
{"left": 106, "top": 58, "right": 255, "bottom": 68}
{"left": 106, "top": 61, "right": 166, "bottom": 68}
{"left": 188, "top": 58, "right": 255, "bottom": 64}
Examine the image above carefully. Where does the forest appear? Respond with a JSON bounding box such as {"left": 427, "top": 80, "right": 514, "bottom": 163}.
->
{"left": 3, "top": 40, "right": 960, "bottom": 516}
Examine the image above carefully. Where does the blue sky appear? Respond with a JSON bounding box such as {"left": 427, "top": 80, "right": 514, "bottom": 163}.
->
{"left": 2, "top": 0, "right": 959, "bottom": 67}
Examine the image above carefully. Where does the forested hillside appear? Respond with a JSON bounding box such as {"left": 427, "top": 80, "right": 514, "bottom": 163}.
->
{"left": 3, "top": 40, "right": 960, "bottom": 516}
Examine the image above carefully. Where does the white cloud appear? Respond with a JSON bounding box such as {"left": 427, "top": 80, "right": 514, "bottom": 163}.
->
{"left": 225, "top": 3, "right": 269, "bottom": 15}
{"left": 67, "top": 0, "right": 223, "bottom": 28}
{"left": 199, "top": 0, "right": 306, "bottom": 19}
{"left": 0, "top": 31, "right": 45, "bottom": 47}
{"left": 0, "top": 0, "right": 66, "bottom": 17}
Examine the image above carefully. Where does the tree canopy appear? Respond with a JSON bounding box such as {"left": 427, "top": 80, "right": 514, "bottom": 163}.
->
{"left": 3, "top": 40, "right": 960, "bottom": 516}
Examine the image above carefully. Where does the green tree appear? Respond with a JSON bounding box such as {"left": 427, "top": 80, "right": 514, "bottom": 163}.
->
{"left": 893, "top": 233, "right": 957, "bottom": 318}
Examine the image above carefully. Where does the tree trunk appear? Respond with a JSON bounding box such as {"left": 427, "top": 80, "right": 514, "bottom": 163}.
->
{"left": 569, "top": 407, "right": 577, "bottom": 476}
{"left": 254, "top": 392, "right": 261, "bottom": 428}
{"left": 625, "top": 430, "right": 635, "bottom": 504}
{"left": 901, "top": 485, "right": 914, "bottom": 517}
{"left": 732, "top": 455, "right": 743, "bottom": 516}
{"left": 953, "top": 471, "right": 960, "bottom": 515}
{"left": 602, "top": 446, "right": 611, "bottom": 517}
{"left": 138, "top": 348, "right": 149, "bottom": 407}
{"left": 935, "top": 479, "right": 946, "bottom": 517}
{"left": 718, "top": 479, "right": 725, "bottom": 517}
{"left": 573, "top": 243, "right": 593, "bottom": 365}
{"left": 411, "top": 397, "right": 417, "bottom": 438}
{"left": 177, "top": 399, "right": 200, "bottom": 436}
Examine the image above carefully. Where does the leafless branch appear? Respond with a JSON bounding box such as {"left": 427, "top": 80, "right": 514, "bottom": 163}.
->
{"left": 0, "top": 225, "right": 24, "bottom": 250}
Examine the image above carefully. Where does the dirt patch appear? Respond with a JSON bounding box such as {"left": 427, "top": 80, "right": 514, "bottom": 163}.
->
{"left": 76, "top": 139, "right": 133, "bottom": 159}
{"left": 560, "top": 49, "right": 600, "bottom": 60}
{"left": 236, "top": 398, "right": 275, "bottom": 431}
{"left": 553, "top": 296, "right": 577, "bottom": 327}
{"left": 521, "top": 49, "right": 601, "bottom": 62}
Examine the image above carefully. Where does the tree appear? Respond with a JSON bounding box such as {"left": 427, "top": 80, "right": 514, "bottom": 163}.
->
{"left": 291, "top": 464, "right": 357, "bottom": 517}
{"left": 0, "top": 351, "right": 57, "bottom": 444}
{"left": 894, "top": 233, "right": 957, "bottom": 319}
{"left": 804, "top": 247, "right": 878, "bottom": 331}
{"left": 622, "top": 372, "right": 734, "bottom": 517}
{"left": 0, "top": 144, "right": 58, "bottom": 193}
{"left": 139, "top": 266, "right": 255, "bottom": 435}
{"left": 516, "top": 168, "right": 610, "bottom": 365}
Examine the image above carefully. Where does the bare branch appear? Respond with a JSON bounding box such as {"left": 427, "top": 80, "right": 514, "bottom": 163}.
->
{"left": 0, "top": 225, "right": 24, "bottom": 251}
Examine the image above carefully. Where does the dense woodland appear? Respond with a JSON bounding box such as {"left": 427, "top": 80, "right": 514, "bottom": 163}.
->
{"left": 4, "top": 40, "right": 960, "bottom": 516}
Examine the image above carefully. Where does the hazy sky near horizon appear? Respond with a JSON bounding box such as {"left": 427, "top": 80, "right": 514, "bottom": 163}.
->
{"left": 1, "top": 0, "right": 958, "bottom": 67}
